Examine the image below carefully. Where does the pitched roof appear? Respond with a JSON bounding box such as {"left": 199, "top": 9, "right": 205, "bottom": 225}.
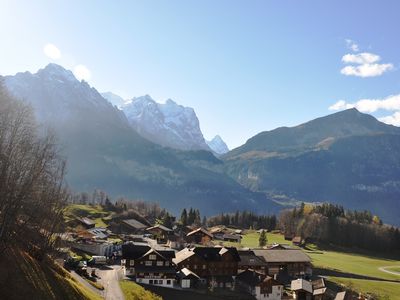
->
{"left": 122, "top": 219, "right": 147, "bottom": 230}
{"left": 121, "top": 242, "right": 151, "bottom": 259}
{"left": 79, "top": 217, "right": 95, "bottom": 226}
{"left": 147, "top": 224, "right": 173, "bottom": 232}
{"left": 291, "top": 279, "right": 313, "bottom": 293}
{"left": 179, "top": 267, "right": 200, "bottom": 279}
{"left": 187, "top": 227, "right": 213, "bottom": 238}
{"left": 253, "top": 249, "right": 311, "bottom": 263}
{"left": 173, "top": 246, "right": 240, "bottom": 264}
{"left": 238, "top": 250, "right": 267, "bottom": 267}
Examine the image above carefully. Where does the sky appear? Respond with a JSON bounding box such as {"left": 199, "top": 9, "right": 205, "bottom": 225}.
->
{"left": 1, "top": 1, "right": 400, "bottom": 149}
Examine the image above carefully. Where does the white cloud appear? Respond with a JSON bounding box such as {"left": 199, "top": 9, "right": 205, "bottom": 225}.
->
{"left": 340, "top": 63, "right": 394, "bottom": 78}
{"left": 342, "top": 52, "right": 380, "bottom": 64}
{"left": 345, "top": 39, "right": 359, "bottom": 52}
{"left": 328, "top": 100, "right": 353, "bottom": 111}
{"left": 43, "top": 43, "right": 61, "bottom": 60}
{"left": 329, "top": 94, "right": 400, "bottom": 113}
{"left": 329, "top": 94, "right": 400, "bottom": 127}
{"left": 73, "top": 64, "right": 91, "bottom": 81}
{"left": 379, "top": 112, "right": 400, "bottom": 126}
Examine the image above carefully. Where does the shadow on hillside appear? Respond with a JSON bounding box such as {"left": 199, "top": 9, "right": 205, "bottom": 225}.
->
{"left": 306, "top": 242, "right": 400, "bottom": 261}
{"left": 314, "top": 267, "right": 400, "bottom": 283}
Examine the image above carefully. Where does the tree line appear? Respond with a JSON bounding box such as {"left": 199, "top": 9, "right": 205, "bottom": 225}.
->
{"left": 0, "top": 82, "right": 68, "bottom": 259}
{"left": 279, "top": 203, "right": 400, "bottom": 253}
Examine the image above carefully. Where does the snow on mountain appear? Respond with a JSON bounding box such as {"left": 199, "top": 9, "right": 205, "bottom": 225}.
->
{"left": 101, "top": 91, "right": 128, "bottom": 108}
{"left": 207, "top": 135, "right": 229, "bottom": 155}
{"left": 4, "top": 63, "right": 127, "bottom": 126}
{"left": 121, "top": 95, "right": 211, "bottom": 151}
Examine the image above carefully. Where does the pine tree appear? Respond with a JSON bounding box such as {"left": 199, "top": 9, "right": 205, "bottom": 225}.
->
{"left": 181, "top": 208, "right": 188, "bottom": 226}
{"left": 259, "top": 230, "right": 267, "bottom": 247}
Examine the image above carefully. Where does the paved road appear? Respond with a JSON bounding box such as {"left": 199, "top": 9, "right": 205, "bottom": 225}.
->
{"left": 379, "top": 266, "right": 400, "bottom": 276}
{"left": 97, "top": 265, "right": 125, "bottom": 300}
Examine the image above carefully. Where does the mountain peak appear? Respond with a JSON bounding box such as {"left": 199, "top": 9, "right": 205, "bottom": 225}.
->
{"left": 207, "top": 135, "right": 229, "bottom": 155}
{"left": 37, "top": 63, "right": 76, "bottom": 82}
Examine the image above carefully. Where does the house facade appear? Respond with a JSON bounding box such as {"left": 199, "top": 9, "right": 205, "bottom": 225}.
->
{"left": 173, "top": 246, "right": 240, "bottom": 288}
{"left": 237, "top": 269, "right": 284, "bottom": 300}
{"left": 134, "top": 248, "right": 177, "bottom": 287}
{"left": 186, "top": 227, "right": 213, "bottom": 245}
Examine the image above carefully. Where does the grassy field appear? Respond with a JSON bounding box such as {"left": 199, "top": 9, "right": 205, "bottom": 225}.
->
{"left": 119, "top": 280, "right": 162, "bottom": 300}
{"left": 64, "top": 204, "right": 113, "bottom": 228}
{"left": 220, "top": 230, "right": 400, "bottom": 299}
{"left": 219, "top": 230, "right": 288, "bottom": 248}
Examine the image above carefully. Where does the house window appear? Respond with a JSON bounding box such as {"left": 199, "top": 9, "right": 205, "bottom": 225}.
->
{"left": 194, "top": 264, "right": 197, "bottom": 269}
{"left": 167, "top": 280, "right": 171, "bottom": 285}
{"left": 165, "top": 261, "right": 170, "bottom": 266}
{"left": 156, "top": 261, "right": 164, "bottom": 266}
{"left": 149, "top": 254, "right": 157, "bottom": 260}
{"left": 203, "top": 265, "right": 206, "bottom": 269}
{"left": 149, "top": 280, "right": 153, "bottom": 284}
{"left": 129, "top": 260, "right": 135, "bottom": 266}
{"left": 145, "top": 261, "right": 152, "bottom": 266}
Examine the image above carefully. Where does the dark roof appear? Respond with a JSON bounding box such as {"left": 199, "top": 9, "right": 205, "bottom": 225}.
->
{"left": 122, "top": 242, "right": 151, "bottom": 259}
{"left": 253, "top": 249, "right": 311, "bottom": 263}
{"left": 140, "top": 248, "right": 176, "bottom": 261}
{"left": 173, "top": 247, "right": 240, "bottom": 264}
{"left": 238, "top": 250, "right": 267, "bottom": 267}
{"left": 187, "top": 227, "right": 213, "bottom": 238}
{"left": 122, "top": 219, "right": 147, "bottom": 230}
{"left": 147, "top": 224, "right": 173, "bottom": 232}
{"left": 237, "top": 269, "right": 264, "bottom": 286}
{"left": 223, "top": 234, "right": 242, "bottom": 240}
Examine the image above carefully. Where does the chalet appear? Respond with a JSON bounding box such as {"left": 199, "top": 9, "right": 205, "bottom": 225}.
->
{"left": 238, "top": 250, "right": 267, "bottom": 274}
{"left": 173, "top": 246, "right": 240, "bottom": 289}
{"left": 68, "top": 217, "right": 96, "bottom": 230}
{"left": 121, "top": 242, "right": 151, "bottom": 276}
{"left": 177, "top": 267, "right": 201, "bottom": 289}
{"left": 186, "top": 227, "right": 213, "bottom": 245}
{"left": 292, "top": 236, "right": 304, "bottom": 247}
{"left": 146, "top": 224, "right": 173, "bottom": 244}
{"left": 312, "top": 278, "right": 327, "bottom": 300}
{"left": 291, "top": 279, "right": 313, "bottom": 300}
{"left": 253, "top": 249, "right": 312, "bottom": 277}
{"left": 119, "top": 219, "right": 147, "bottom": 234}
{"left": 134, "top": 248, "right": 176, "bottom": 287}
{"left": 236, "top": 269, "right": 284, "bottom": 300}
{"left": 223, "top": 233, "right": 242, "bottom": 243}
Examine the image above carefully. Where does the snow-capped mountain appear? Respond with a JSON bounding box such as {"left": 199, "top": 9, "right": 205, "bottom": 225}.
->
{"left": 207, "top": 135, "right": 229, "bottom": 155}
{"left": 101, "top": 91, "right": 128, "bottom": 108}
{"left": 121, "top": 95, "right": 211, "bottom": 151}
{"left": 5, "top": 63, "right": 128, "bottom": 127}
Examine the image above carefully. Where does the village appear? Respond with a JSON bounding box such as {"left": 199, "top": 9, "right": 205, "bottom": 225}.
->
{"left": 58, "top": 203, "right": 364, "bottom": 300}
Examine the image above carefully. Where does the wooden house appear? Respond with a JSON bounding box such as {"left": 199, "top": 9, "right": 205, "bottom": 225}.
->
{"left": 173, "top": 246, "right": 240, "bottom": 289}
{"left": 238, "top": 250, "right": 268, "bottom": 274}
{"left": 134, "top": 248, "right": 177, "bottom": 287}
{"left": 146, "top": 224, "right": 173, "bottom": 244}
{"left": 186, "top": 227, "right": 213, "bottom": 245}
{"left": 236, "top": 269, "right": 284, "bottom": 300}
{"left": 253, "top": 249, "right": 312, "bottom": 277}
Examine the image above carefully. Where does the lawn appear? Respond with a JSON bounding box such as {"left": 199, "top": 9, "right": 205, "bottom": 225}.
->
{"left": 64, "top": 204, "right": 113, "bottom": 228}
{"left": 223, "top": 231, "right": 400, "bottom": 299}
{"left": 220, "top": 230, "right": 289, "bottom": 248}
{"left": 119, "top": 280, "right": 162, "bottom": 300}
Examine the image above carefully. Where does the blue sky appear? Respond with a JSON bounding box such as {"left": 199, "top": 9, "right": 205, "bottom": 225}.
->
{"left": 1, "top": 1, "right": 400, "bottom": 148}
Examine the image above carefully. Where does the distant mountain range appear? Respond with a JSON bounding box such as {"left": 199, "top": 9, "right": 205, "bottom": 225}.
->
{"left": 3, "top": 63, "right": 400, "bottom": 225}
{"left": 223, "top": 108, "right": 400, "bottom": 225}
{"left": 3, "top": 64, "right": 275, "bottom": 216}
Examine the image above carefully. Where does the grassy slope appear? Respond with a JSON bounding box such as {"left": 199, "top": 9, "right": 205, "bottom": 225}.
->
{"left": 64, "top": 204, "right": 113, "bottom": 227}
{"left": 219, "top": 231, "right": 400, "bottom": 299}
{"left": 0, "top": 248, "right": 101, "bottom": 300}
{"left": 119, "top": 280, "right": 162, "bottom": 300}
